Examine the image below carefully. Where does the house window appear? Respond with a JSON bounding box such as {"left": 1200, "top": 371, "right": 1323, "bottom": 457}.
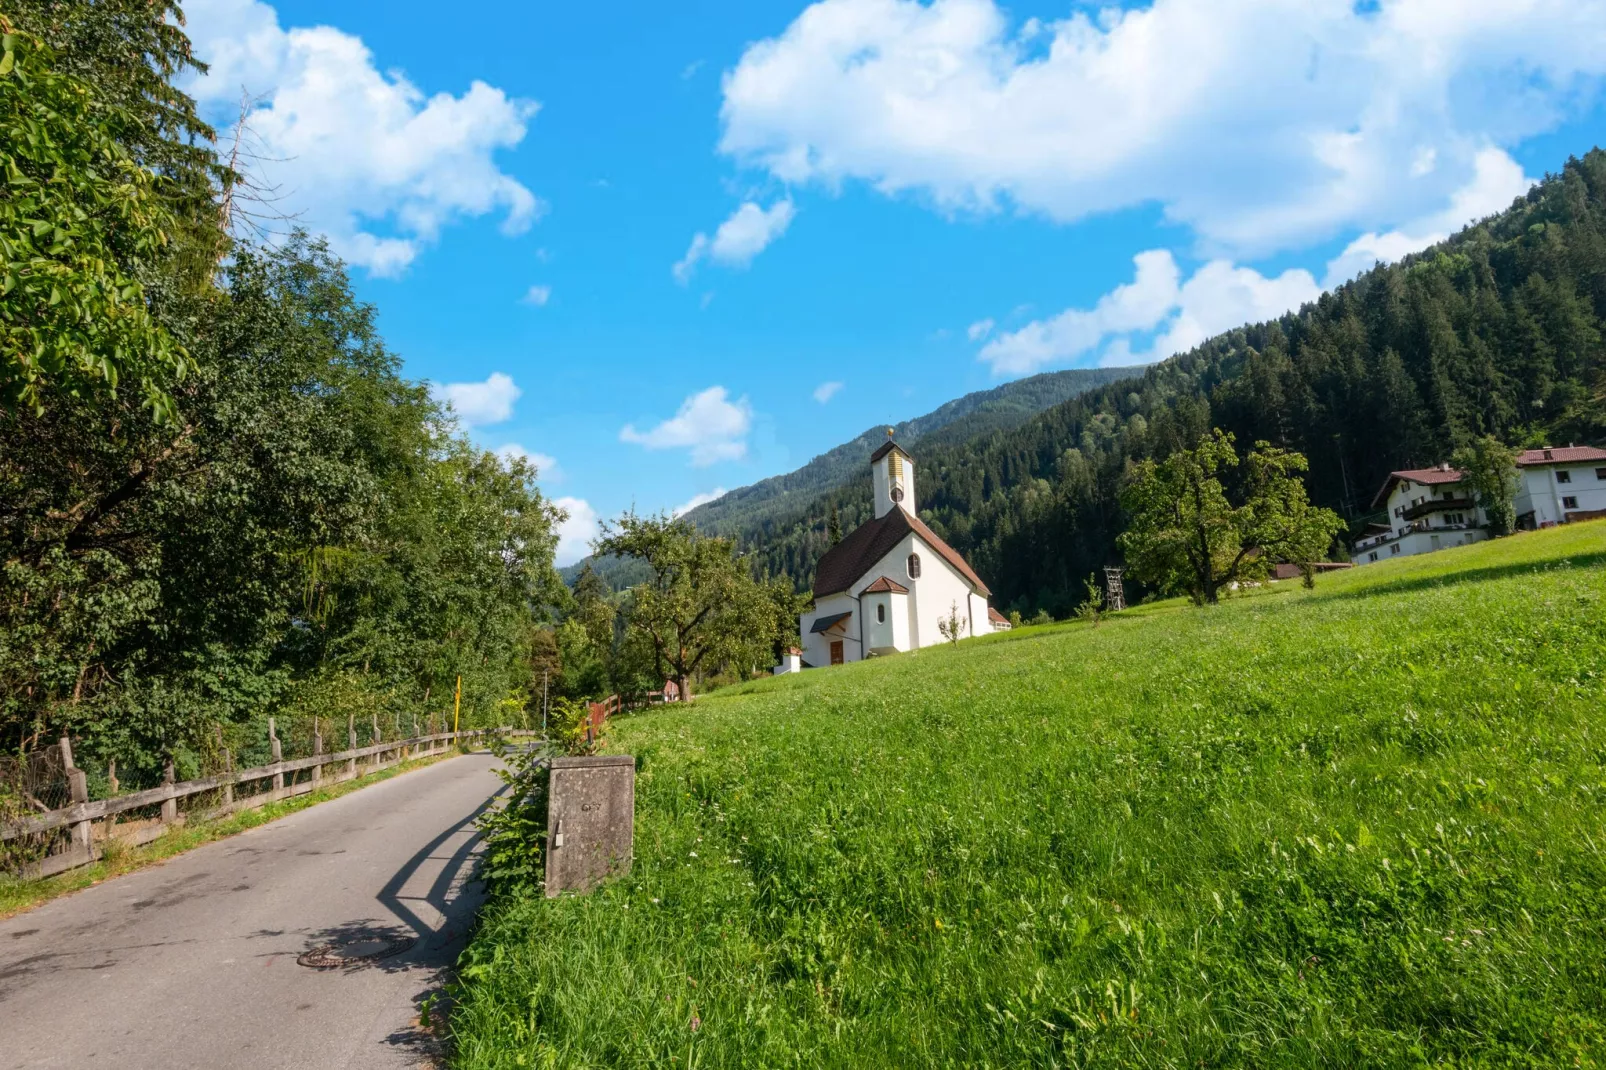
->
{"left": 1563, "top": 496, "right": 1579, "bottom": 510}
{"left": 1556, "top": 470, "right": 1572, "bottom": 484}
{"left": 1595, "top": 468, "right": 1606, "bottom": 480}
{"left": 1390, "top": 543, "right": 1400, "bottom": 555}
{"left": 876, "top": 603, "right": 886, "bottom": 624}
{"left": 1368, "top": 552, "right": 1378, "bottom": 563}
{"left": 907, "top": 553, "right": 921, "bottom": 579}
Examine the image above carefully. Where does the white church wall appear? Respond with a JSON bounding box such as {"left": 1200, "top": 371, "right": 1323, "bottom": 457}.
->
{"left": 850, "top": 532, "right": 984, "bottom": 652}
{"left": 968, "top": 592, "right": 992, "bottom": 636}
{"left": 800, "top": 591, "right": 860, "bottom": 666}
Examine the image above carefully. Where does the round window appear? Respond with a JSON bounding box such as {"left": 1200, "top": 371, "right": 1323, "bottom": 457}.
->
{"left": 890, "top": 486, "right": 904, "bottom": 503}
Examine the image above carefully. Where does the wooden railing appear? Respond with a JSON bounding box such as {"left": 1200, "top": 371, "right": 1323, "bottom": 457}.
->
{"left": 2, "top": 726, "right": 539, "bottom": 879}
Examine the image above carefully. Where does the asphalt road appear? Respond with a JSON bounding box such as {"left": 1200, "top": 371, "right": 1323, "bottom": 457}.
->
{"left": 0, "top": 753, "right": 507, "bottom": 1069}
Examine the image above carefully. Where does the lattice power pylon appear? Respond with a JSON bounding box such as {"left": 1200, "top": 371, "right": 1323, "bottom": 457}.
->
{"left": 1103, "top": 566, "right": 1126, "bottom": 613}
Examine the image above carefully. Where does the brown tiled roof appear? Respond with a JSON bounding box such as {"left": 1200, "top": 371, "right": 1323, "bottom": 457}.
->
{"left": 859, "top": 575, "right": 910, "bottom": 595}
{"left": 987, "top": 606, "right": 1009, "bottom": 624}
{"left": 869, "top": 439, "right": 909, "bottom": 463}
{"left": 813, "top": 507, "right": 991, "bottom": 598}
{"left": 1517, "top": 446, "right": 1606, "bottom": 465}
{"left": 1370, "top": 466, "right": 1464, "bottom": 508}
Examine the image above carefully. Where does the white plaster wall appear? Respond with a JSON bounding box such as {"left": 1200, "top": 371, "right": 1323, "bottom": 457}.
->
{"left": 863, "top": 592, "right": 895, "bottom": 653}
{"left": 800, "top": 591, "right": 860, "bottom": 666}
{"left": 1516, "top": 465, "right": 1606, "bottom": 524}
{"left": 968, "top": 592, "right": 991, "bottom": 636}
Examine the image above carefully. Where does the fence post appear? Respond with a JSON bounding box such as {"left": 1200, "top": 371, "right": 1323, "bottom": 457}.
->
{"left": 222, "top": 746, "right": 234, "bottom": 808}
{"left": 312, "top": 718, "right": 323, "bottom": 788}
{"left": 347, "top": 715, "right": 357, "bottom": 780}
{"left": 59, "top": 737, "right": 92, "bottom": 860}
{"left": 371, "top": 713, "right": 381, "bottom": 772}
{"left": 160, "top": 755, "right": 177, "bottom": 825}
{"left": 269, "top": 717, "right": 284, "bottom": 796}
{"left": 104, "top": 758, "right": 120, "bottom": 840}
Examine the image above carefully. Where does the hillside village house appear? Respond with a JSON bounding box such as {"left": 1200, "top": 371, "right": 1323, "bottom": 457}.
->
{"left": 799, "top": 437, "right": 996, "bottom": 666}
{"left": 1354, "top": 445, "right": 1606, "bottom": 564}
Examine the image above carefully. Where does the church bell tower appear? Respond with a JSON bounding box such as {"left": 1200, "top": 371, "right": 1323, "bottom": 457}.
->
{"left": 870, "top": 430, "right": 915, "bottom": 519}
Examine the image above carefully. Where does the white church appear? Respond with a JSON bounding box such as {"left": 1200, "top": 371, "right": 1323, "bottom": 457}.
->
{"left": 798, "top": 436, "right": 999, "bottom": 667}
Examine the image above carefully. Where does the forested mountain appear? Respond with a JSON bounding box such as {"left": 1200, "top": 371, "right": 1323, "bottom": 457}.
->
{"left": 563, "top": 366, "right": 1133, "bottom": 587}
{"left": 738, "top": 151, "right": 1606, "bottom": 614}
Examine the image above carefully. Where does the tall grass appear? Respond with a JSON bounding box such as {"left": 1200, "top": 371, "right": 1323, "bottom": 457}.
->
{"left": 452, "top": 523, "right": 1606, "bottom": 1067}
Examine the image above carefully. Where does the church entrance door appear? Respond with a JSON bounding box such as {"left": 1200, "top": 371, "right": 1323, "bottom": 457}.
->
{"left": 830, "top": 640, "right": 844, "bottom": 666}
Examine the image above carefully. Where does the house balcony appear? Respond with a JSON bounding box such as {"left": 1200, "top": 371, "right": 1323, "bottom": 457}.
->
{"left": 1401, "top": 497, "right": 1475, "bottom": 521}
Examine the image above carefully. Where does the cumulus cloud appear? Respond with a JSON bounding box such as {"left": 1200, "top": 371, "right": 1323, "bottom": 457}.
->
{"left": 494, "top": 443, "right": 560, "bottom": 480}
{"left": 182, "top": 0, "right": 540, "bottom": 276}
{"left": 720, "top": 0, "right": 1605, "bottom": 255}
{"left": 980, "top": 251, "right": 1320, "bottom": 374}
{"left": 552, "top": 497, "right": 600, "bottom": 567}
{"left": 620, "top": 386, "right": 754, "bottom": 466}
{"left": 674, "top": 200, "right": 796, "bottom": 282}
{"left": 434, "top": 372, "right": 522, "bottom": 426}
{"left": 813, "top": 380, "right": 844, "bottom": 403}
{"left": 966, "top": 319, "right": 995, "bottom": 342}
{"left": 673, "top": 488, "right": 729, "bottom": 517}
{"left": 522, "top": 284, "right": 552, "bottom": 306}
{"left": 1322, "top": 147, "right": 1534, "bottom": 286}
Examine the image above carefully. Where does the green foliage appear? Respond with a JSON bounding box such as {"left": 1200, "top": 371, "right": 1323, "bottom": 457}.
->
{"left": 1120, "top": 430, "right": 1344, "bottom": 605}
{"left": 476, "top": 742, "right": 551, "bottom": 899}
{"left": 1451, "top": 434, "right": 1522, "bottom": 536}
{"left": 450, "top": 522, "right": 1606, "bottom": 1067}
{"left": 597, "top": 514, "right": 780, "bottom": 698}
{"left": 0, "top": 21, "right": 190, "bottom": 420}
{"left": 935, "top": 599, "right": 966, "bottom": 645}
{"left": 1072, "top": 572, "right": 1104, "bottom": 626}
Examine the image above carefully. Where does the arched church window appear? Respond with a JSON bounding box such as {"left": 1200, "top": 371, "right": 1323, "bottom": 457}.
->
{"left": 907, "top": 553, "right": 921, "bottom": 579}
{"left": 877, "top": 603, "right": 886, "bottom": 624}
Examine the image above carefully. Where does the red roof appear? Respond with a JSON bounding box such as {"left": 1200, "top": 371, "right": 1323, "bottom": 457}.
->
{"left": 859, "top": 575, "right": 910, "bottom": 595}
{"left": 1517, "top": 446, "right": 1606, "bottom": 466}
{"left": 987, "top": 606, "right": 1009, "bottom": 624}
{"left": 1370, "top": 465, "right": 1465, "bottom": 508}
{"left": 813, "top": 506, "right": 991, "bottom": 598}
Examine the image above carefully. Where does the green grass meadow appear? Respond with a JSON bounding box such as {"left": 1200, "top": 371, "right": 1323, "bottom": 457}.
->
{"left": 452, "top": 523, "right": 1606, "bottom": 1068}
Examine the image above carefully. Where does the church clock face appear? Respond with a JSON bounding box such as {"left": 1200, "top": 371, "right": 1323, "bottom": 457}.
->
{"left": 890, "top": 486, "right": 904, "bottom": 503}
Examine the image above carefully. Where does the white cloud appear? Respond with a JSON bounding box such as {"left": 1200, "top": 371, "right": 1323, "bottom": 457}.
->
{"left": 182, "top": 0, "right": 540, "bottom": 276}
{"left": 813, "top": 380, "right": 844, "bottom": 403}
{"left": 674, "top": 200, "right": 796, "bottom": 282}
{"left": 522, "top": 284, "right": 552, "bottom": 306}
{"left": 966, "top": 318, "right": 995, "bottom": 342}
{"left": 673, "top": 488, "right": 729, "bottom": 517}
{"left": 434, "top": 372, "right": 522, "bottom": 426}
{"left": 980, "top": 250, "right": 1321, "bottom": 374}
{"left": 1323, "top": 147, "right": 1534, "bottom": 286}
{"left": 620, "top": 386, "right": 754, "bottom": 466}
{"left": 720, "top": 0, "right": 1606, "bottom": 255}
{"left": 494, "top": 443, "right": 560, "bottom": 480}
{"left": 552, "top": 497, "right": 600, "bottom": 567}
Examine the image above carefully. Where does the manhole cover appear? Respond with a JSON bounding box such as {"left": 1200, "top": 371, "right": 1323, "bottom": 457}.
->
{"left": 297, "top": 935, "right": 416, "bottom": 969}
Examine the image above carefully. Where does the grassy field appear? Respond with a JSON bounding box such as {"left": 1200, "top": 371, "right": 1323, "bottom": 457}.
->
{"left": 452, "top": 524, "right": 1606, "bottom": 1068}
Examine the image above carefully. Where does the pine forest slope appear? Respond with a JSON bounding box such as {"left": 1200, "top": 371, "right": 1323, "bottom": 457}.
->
{"left": 562, "top": 367, "right": 1135, "bottom": 587}
{"left": 453, "top": 522, "right": 1606, "bottom": 1067}
{"left": 740, "top": 149, "right": 1606, "bottom": 614}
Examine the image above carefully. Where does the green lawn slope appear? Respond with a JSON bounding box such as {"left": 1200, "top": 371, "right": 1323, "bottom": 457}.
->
{"left": 453, "top": 523, "right": 1606, "bottom": 1068}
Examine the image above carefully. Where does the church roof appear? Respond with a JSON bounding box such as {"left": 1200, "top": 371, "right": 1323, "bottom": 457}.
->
{"left": 859, "top": 576, "right": 910, "bottom": 595}
{"left": 869, "top": 439, "right": 910, "bottom": 463}
{"left": 814, "top": 506, "right": 991, "bottom": 599}
{"left": 809, "top": 612, "right": 853, "bottom": 634}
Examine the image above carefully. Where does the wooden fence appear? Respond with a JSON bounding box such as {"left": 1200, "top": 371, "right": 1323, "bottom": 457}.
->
{"left": 1, "top": 725, "right": 539, "bottom": 880}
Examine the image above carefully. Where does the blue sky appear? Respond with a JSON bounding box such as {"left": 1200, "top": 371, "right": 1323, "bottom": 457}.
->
{"left": 178, "top": 0, "right": 1606, "bottom": 563}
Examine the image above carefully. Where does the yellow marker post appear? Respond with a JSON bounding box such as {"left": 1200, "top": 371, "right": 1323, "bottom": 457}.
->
{"left": 453, "top": 674, "right": 462, "bottom": 737}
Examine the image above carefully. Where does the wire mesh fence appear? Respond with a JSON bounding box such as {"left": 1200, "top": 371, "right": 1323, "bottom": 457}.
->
{"left": 0, "top": 746, "right": 71, "bottom": 870}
